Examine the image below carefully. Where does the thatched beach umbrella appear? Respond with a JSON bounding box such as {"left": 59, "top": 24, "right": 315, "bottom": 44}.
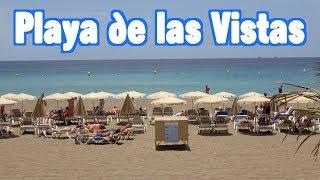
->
{"left": 238, "top": 96, "right": 270, "bottom": 111}
{"left": 180, "top": 91, "right": 209, "bottom": 100}
{"left": 116, "top": 91, "right": 146, "bottom": 99}
{"left": 120, "top": 94, "right": 135, "bottom": 116}
{"left": 0, "top": 97, "right": 17, "bottom": 116}
{"left": 214, "top": 92, "right": 236, "bottom": 99}
{"left": 239, "top": 92, "right": 264, "bottom": 99}
{"left": 230, "top": 98, "right": 240, "bottom": 115}
{"left": 195, "top": 95, "right": 229, "bottom": 113}
{"left": 0, "top": 97, "right": 17, "bottom": 105}
{"left": 75, "top": 97, "right": 87, "bottom": 116}
{"left": 151, "top": 97, "right": 186, "bottom": 114}
{"left": 1, "top": 93, "right": 18, "bottom": 100}
{"left": 83, "top": 91, "right": 114, "bottom": 109}
{"left": 238, "top": 96, "right": 270, "bottom": 104}
{"left": 32, "top": 94, "right": 46, "bottom": 118}
{"left": 151, "top": 97, "right": 186, "bottom": 106}
{"left": 287, "top": 96, "right": 315, "bottom": 109}
{"left": 180, "top": 91, "right": 209, "bottom": 109}
{"left": 147, "top": 91, "right": 176, "bottom": 100}
{"left": 13, "top": 93, "right": 36, "bottom": 111}
{"left": 64, "top": 92, "right": 83, "bottom": 99}
{"left": 44, "top": 93, "right": 68, "bottom": 108}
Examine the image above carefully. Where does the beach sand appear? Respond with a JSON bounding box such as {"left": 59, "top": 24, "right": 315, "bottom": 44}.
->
{"left": 1, "top": 100, "right": 320, "bottom": 179}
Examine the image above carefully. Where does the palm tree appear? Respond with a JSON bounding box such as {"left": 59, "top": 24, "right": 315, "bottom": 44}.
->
{"left": 279, "top": 82, "right": 320, "bottom": 159}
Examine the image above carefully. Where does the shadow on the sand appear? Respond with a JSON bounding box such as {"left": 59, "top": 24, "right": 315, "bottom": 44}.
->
{"left": 0, "top": 135, "right": 19, "bottom": 139}
{"left": 281, "top": 130, "right": 319, "bottom": 136}
{"left": 198, "top": 131, "right": 233, "bottom": 136}
{"left": 155, "top": 144, "right": 191, "bottom": 151}
{"left": 237, "top": 129, "right": 276, "bottom": 136}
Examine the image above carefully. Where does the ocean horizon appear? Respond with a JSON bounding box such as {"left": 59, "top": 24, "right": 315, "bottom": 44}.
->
{"left": 0, "top": 57, "right": 318, "bottom": 96}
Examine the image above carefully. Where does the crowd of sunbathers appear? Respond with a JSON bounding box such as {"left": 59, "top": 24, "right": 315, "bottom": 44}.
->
{"left": 74, "top": 122, "right": 134, "bottom": 144}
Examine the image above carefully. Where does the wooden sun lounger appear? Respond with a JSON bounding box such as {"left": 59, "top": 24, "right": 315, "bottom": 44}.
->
{"left": 197, "top": 116, "right": 213, "bottom": 134}
{"left": 186, "top": 109, "right": 198, "bottom": 124}
{"left": 253, "top": 114, "right": 275, "bottom": 134}
{"left": 233, "top": 115, "right": 254, "bottom": 133}
{"left": 213, "top": 115, "right": 229, "bottom": 132}
{"left": 131, "top": 116, "right": 147, "bottom": 133}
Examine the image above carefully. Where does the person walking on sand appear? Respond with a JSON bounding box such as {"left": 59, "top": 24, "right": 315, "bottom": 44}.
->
{"left": 205, "top": 85, "right": 211, "bottom": 94}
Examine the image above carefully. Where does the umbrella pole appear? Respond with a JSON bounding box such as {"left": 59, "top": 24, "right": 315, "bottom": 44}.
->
{"left": 162, "top": 104, "right": 164, "bottom": 116}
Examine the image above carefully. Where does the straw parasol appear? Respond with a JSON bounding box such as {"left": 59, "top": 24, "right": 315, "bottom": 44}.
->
{"left": 120, "top": 94, "right": 135, "bottom": 116}
{"left": 1, "top": 93, "right": 18, "bottom": 100}
{"left": 151, "top": 97, "right": 186, "bottom": 106}
{"left": 32, "top": 94, "right": 46, "bottom": 118}
{"left": 13, "top": 93, "right": 36, "bottom": 111}
{"left": 151, "top": 97, "right": 186, "bottom": 114}
{"left": 237, "top": 96, "right": 270, "bottom": 111}
{"left": 116, "top": 91, "right": 146, "bottom": 99}
{"left": 180, "top": 91, "right": 209, "bottom": 109}
{"left": 195, "top": 95, "right": 229, "bottom": 112}
{"left": 44, "top": 93, "right": 68, "bottom": 108}
{"left": 0, "top": 97, "right": 17, "bottom": 116}
{"left": 238, "top": 96, "right": 270, "bottom": 104}
{"left": 195, "top": 95, "right": 229, "bottom": 104}
{"left": 230, "top": 98, "right": 240, "bottom": 115}
{"left": 96, "top": 91, "right": 115, "bottom": 99}
{"left": 180, "top": 91, "right": 209, "bottom": 100}
{"left": 75, "top": 97, "right": 87, "bottom": 116}
{"left": 214, "top": 91, "right": 236, "bottom": 99}
{"left": 0, "top": 97, "right": 17, "bottom": 105}
{"left": 64, "top": 92, "right": 83, "bottom": 99}
{"left": 147, "top": 91, "right": 176, "bottom": 100}
{"left": 83, "top": 92, "right": 114, "bottom": 109}
{"left": 239, "top": 92, "right": 264, "bottom": 99}
{"left": 287, "top": 96, "right": 315, "bottom": 109}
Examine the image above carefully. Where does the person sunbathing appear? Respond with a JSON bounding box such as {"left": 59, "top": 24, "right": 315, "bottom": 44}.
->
{"left": 89, "top": 123, "right": 133, "bottom": 140}
{"left": 82, "top": 123, "right": 106, "bottom": 133}
{"left": 295, "top": 115, "right": 312, "bottom": 130}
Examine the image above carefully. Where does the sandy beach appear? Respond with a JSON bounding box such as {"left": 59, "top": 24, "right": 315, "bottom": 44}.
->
{"left": 1, "top": 109, "right": 320, "bottom": 180}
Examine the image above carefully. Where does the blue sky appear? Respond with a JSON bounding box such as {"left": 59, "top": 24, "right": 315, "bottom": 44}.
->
{"left": 0, "top": 0, "right": 319, "bottom": 60}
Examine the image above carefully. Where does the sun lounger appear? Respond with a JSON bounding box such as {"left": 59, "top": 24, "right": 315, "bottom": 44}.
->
{"left": 197, "top": 116, "right": 213, "bottom": 134}
{"left": 186, "top": 109, "right": 198, "bottom": 124}
{"left": 213, "top": 115, "right": 229, "bottom": 132}
{"left": 254, "top": 114, "right": 275, "bottom": 134}
{"left": 153, "top": 107, "right": 163, "bottom": 116}
{"left": 35, "top": 118, "right": 55, "bottom": 136}
{"left": 275, "top": 109, "right": 295, "bottom": 133}
{"left": 84, "top": 110, "right": 96, "bottom": 123}
{"left": 116, "top": 114, "right": 133, "bottom": 123}
{"left": 20, "top": 117, "right": 36, "bottom": 135}
{"left": 65, "top": 116, "right": 82, "bottom": 125}
{"left": 163, "top": 107, "right": 173, "bottom": 116}
{"left": 10, "top": 109, "right": 23, "bottom": 126}
{"left": 293, "top": 113, "right": 318, "bottom": 133}
{"left": 96, "top": 115, "right": 109, "bottom": 124}
{"left": 233, "top": 115, "right": 254, "bottom": 133}
{"left": 75, "top": 134, "right": 120, "bottom": 145}
{"left": 150, "top": 107, "right": 163, "bottom": 125}
{"left": 131, "top": 116, "right": 147, "bottom": 133}
{"left": 43, "top": 125, "right": 80, "bottom": 139}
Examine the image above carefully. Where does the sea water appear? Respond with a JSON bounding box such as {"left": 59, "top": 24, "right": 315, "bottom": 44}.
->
{"left": 0, "top": 58, "right": 318, "bottom": 96}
